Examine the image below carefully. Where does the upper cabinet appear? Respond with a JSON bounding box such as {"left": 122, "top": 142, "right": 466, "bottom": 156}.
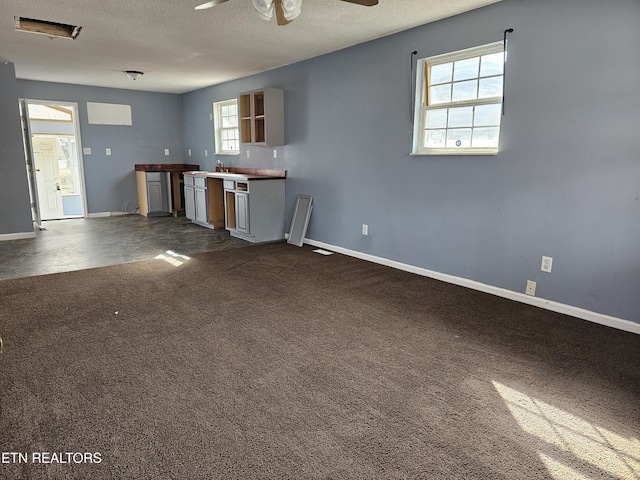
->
{"left": 239, "top": 88, "right": 284, "bottom": 146}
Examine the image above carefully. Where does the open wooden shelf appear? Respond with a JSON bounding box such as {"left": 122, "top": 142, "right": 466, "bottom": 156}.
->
{"left": 238, "top": 88, "right": 284, "bottom": 146}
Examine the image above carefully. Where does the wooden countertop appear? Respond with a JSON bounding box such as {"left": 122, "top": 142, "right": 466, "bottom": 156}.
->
{"left": 135, "top": 164, "right": 200, "bottom": 172}
{"left": 184, "top": 167, "right": 286, "bottom": 180}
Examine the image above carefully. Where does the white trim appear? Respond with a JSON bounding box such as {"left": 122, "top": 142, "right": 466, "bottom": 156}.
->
{"left": 0, "top": 231, "right": 36, "bottom": 241}
{"left": 304, "top": 238, "right": 640, "bottom": 336}
{"left": 213, "top": 98, "right": 240, "bottom": 155}
{"left": 425, "top": 41, "right": 504, "bottom": 66}
{"left": 24, "top": 99, "right": 89, "bottom": 219}
{"left": 412, "top": 42, "right": 505, "bottom": 156}
{"left": 86, "top": 211, "right": 137, "bottom": 218}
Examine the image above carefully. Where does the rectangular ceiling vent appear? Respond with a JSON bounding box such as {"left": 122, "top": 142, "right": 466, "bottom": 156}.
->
{"left": 14, "top": 17, "right": 82, "bottom": 40}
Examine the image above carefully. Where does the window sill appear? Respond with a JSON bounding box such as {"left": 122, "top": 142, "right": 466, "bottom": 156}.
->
{"left": 215, "top": 151, "right": 240, "bottom": 156}
{"left": 410, "top": 148, "right": 498, "bottom": 156}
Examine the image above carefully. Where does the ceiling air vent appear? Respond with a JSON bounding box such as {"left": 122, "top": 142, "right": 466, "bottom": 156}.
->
{"left": 14, "top": 17, "right": 82, "bottom": 40}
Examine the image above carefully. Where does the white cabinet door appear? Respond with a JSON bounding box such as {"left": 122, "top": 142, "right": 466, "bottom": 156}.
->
{"left": 235, "top": 192, "right": 249, "bottom": 234}
{"left": 195, "top": 187, "right": 208, "bottom": 224}
{"left": 184, "top": 185, "right": 196, "bottom": 220}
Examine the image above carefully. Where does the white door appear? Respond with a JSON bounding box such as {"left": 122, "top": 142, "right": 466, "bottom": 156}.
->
{"left": 32, "top": 137, "right": 64, "bottom": 220}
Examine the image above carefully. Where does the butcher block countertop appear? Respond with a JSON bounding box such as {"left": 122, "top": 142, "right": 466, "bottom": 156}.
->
{"left": 135, "top": 163, "right": 200, "bottom": 172}
{"left": 183, "top": 167, "right": 286, "bottom": 180}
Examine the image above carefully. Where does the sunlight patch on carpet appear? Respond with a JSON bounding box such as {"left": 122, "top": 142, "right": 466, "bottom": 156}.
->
{"left": 492, "top": 381, "right": 640, "bottom": 480}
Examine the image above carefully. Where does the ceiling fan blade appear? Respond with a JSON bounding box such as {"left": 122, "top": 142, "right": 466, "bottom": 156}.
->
{"left": 194, "top": 0, "right": 230, "bottom": 10}
{"left": 275, "top": 0, "right": 291, "bottom": 26}
{"left": 340, "top": 0, "right": 378, "bottom": 6}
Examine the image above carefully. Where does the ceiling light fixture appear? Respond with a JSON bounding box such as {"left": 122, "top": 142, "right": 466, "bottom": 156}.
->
{"left": 251, "top": 0, "right": 301, "bottom": 22}
{"left": 124, "top": 70, "right": 144, "bottom": 80}
{"left": 194, "top": 0, "right": 376, "bottom": 26}
{"left": 280, "top": 0, "right": 302, "bottom": 21}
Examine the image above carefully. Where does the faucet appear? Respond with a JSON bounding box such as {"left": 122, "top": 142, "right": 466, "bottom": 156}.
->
{"left": 217, "top": 159, "right": 225, "bottom": 172}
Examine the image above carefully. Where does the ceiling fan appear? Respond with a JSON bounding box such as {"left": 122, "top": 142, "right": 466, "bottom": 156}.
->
{"left": 195, "top": 0, "right": 378, "bottom": 26}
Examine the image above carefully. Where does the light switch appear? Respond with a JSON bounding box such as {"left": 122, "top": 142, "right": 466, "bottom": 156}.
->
{"left": 83, "top": 147, "right": 92, "bottom": 155}
{"left": 164, "top": 149, "right": 170, "bottom": 156}
{"left": 106, "top": 148, "right": 111, "bottom": 156}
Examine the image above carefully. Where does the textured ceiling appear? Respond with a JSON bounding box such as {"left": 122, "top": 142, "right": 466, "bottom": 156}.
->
{"left": 1, "top": 0, "right": 500, "bottom": 94}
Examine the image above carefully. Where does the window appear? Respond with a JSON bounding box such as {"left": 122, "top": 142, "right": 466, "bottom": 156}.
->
{"left": 213, "top": 99, "right": 239, "bottom": 155}
{"left": 413, "top": 42, "right": 505, "bottom": 155}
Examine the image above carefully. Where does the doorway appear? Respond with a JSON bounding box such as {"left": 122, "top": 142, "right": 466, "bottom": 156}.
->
{"left": 20, "top": 100, "right": 87, "bottom": 222}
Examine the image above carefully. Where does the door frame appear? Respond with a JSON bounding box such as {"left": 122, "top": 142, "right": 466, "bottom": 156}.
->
{"left": 19, "top": 99, "right": 88, "bottom": 221}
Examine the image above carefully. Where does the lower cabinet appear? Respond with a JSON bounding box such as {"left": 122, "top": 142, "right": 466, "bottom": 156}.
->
{"left": 183, "top": 174, "right": 224, "bottom": 229}
{"left": 136, "top": 171, "right": 172, "bottom": 217}
{"left": 224, "top": 178, "right": 285, "bottom": 243}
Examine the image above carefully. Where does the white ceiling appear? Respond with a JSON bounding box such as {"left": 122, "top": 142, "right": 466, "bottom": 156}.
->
{"left": 1, "top": 0, "right": 500, "bottom": 94}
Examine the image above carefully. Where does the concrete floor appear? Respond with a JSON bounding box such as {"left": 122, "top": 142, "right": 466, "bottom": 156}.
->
{"left": 0, "top": 215, "right": 252, "bottom": 280}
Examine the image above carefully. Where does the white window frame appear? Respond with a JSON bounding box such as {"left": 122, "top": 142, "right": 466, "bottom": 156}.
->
{"left": 213, "top": 99, "right": 239, "bottom": 155}
{"left": 412, "top": 41, "right": 505, "bottom": 156}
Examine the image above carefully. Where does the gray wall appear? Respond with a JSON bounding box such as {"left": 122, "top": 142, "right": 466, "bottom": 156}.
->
{"left": 0, "top": 62, "right": 33, "bottom": 235}
{"left": 17, "top": 81, "right": 184, "bottom": 214}
{"left": 181, "top": 0, "right": 640, "bottom": 323}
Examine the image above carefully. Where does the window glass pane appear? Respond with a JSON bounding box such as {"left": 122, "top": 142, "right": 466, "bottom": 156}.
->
{"left": 480, "top": 52, "right": 504, "bottom": 77}
{"left": 453, "top": 57, "right": 479, "bottom": 81}
{"left": 472, "top": 127, "right": 500, "bottom": 147}
{"left": 222, "top": 116, "right": 231, "bottom": 128}
{"left": 446, "top": 128, "right": 472, "bottom": 148}
{"left": 425, "top": 129, "right": 446, "bottom": 148}
{"left": 429, "top": 84, "right": 451, "bottom": 105}
{"left": 430, "top": 62, "right": 453, "bottom": 84}
{"left": 447, "top": 107, "right": 473, "bottom": 128}
{"left": 425, "top": 109, "right": 448, "bottom": 129}
{"left": 478, "top": 76, "right": 503, "bottom": 99}
{"left": 473, "top": 104, "right": 502, "bottom": 127}
{"left": 228, "top": 115, "right": 238, "bottom": 127}
{"left": 452, "top": 79, "right": 478, "bottom": 102}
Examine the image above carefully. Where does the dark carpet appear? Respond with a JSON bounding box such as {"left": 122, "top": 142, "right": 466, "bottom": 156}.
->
{"left": 1, "top": 243, "right": 639, "bottom": 479}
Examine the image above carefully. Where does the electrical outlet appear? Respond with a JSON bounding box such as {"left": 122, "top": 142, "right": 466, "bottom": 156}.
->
{"left": 164, "top": 148, "right": 170, "bottom": 156}
{"left": 83, "top": 147, "right": 91, "bottom": 155}
{"left": 246, "top": 150, "right": 251, "bottom": 158}
{"left": 105, "top": 148, "right": 111, "bottom": 156}
{"left": 188, "top": 149, "right": 191, "bottom": 156}
{"left": 209, "top": 113, "right": 213, "bottom": 121}
{"left": 525, "top": 280, "right": 536, "bottom": 296}
{"left": 362, "top": 224, "right": 368, "bottom": 236}
{"left": 204, "top": 149, "right": 208, "bottom": 156}
{"left": 541, "top": 256, "right": 553, "bottom": 273}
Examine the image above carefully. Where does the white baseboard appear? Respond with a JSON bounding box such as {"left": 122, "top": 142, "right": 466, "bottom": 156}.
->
{"left": 304, "top": 239, "right": 640, "bottom": 336}
{"left": 86, "top": 211, "right": 132, "bottom": 218}
{"left": 0, "top": 231, "right": 36, "bottom": 241}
